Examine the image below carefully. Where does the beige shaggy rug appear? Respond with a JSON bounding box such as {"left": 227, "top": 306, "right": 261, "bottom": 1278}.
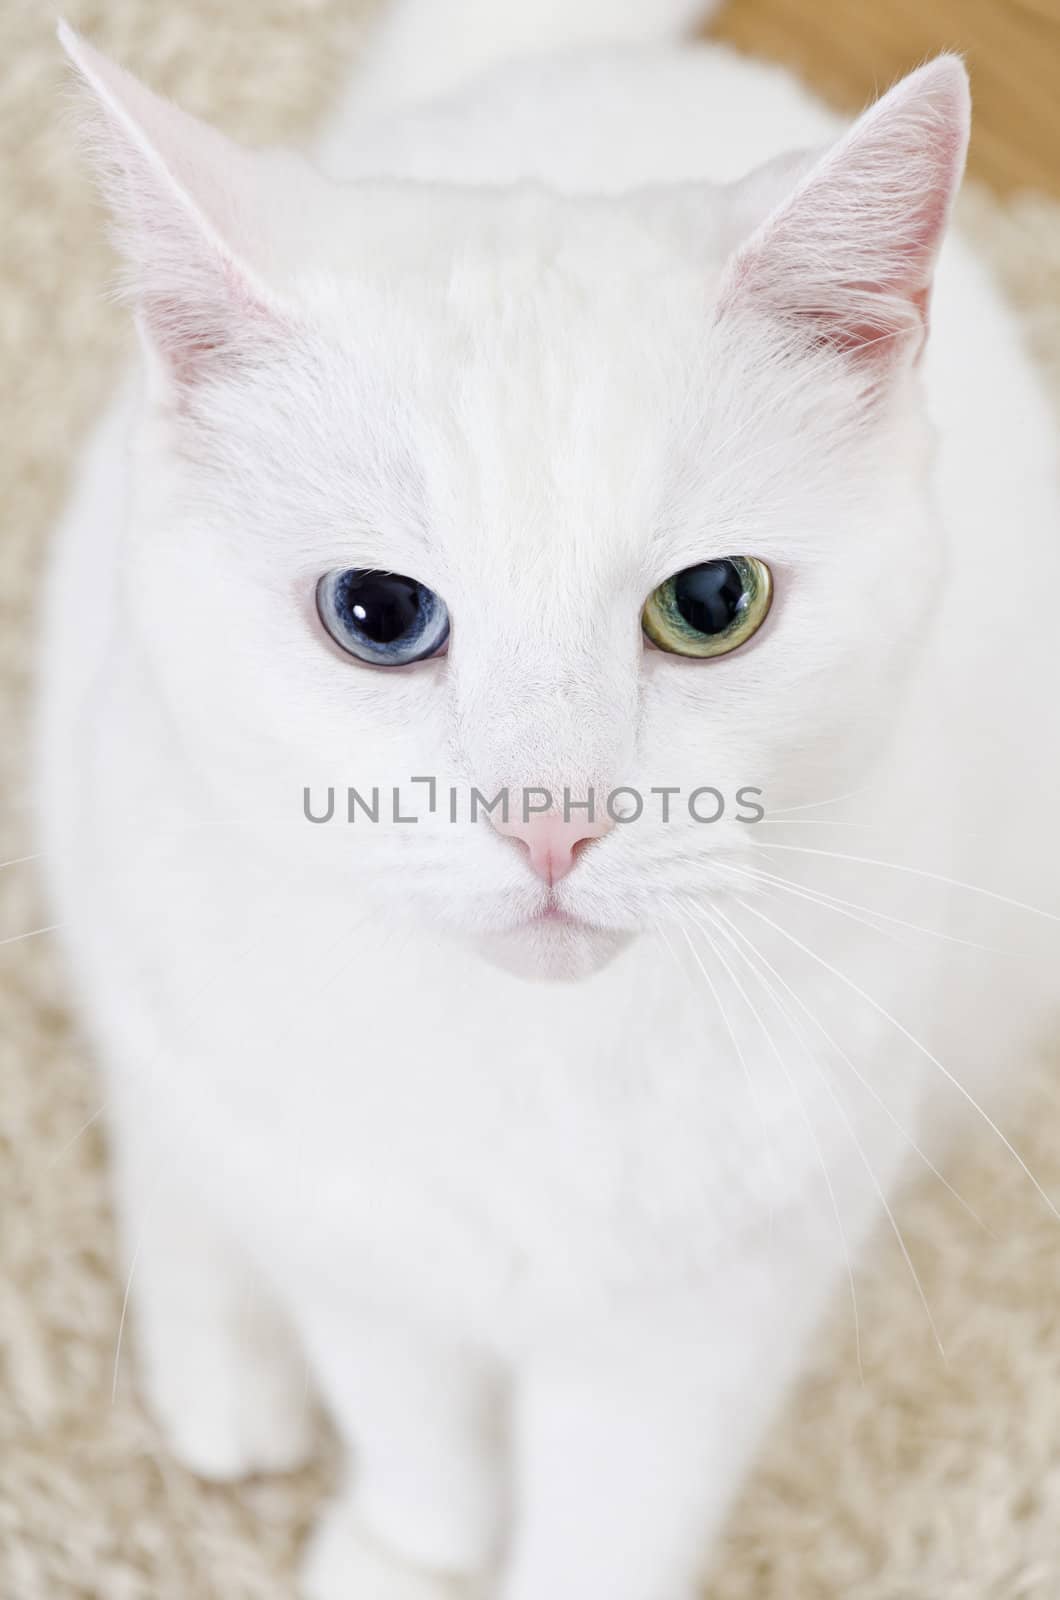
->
{"left": 3, "top": 3, "right": 1060, "bottom": 1597}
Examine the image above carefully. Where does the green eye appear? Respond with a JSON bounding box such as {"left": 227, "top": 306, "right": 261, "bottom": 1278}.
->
{"left": 642, "top": 557, "right": 773, "bottom": 658}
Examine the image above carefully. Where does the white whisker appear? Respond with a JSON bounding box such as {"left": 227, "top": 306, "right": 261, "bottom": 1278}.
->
{"left": 0, "top": 923, "right": 60, "bottom": 948}
{"left": 698, "top": 899, "right": 988, "bottom": 1231}
{"left": 702, "top": 899, "right": 946, "bottom": 1359}
{"left": 47, "top": 1103, "right": 108, "bottom": 1170}
{"left": 734, "top": 867, "right": 923, "bottom": 953}
{"left": 112, "top": 1212, "right": 148, "bottom": 1402}
{"left": 757, "top": 818, "right": 880, "bottom": 830}
{"left": 748, "top": 840, "right": 1060, "bottom": 927}
{"left": 670, "top": 899, "right": 864, "bottom": 1377}
{"left": 767, "top": 787, "right": 874, "bottom": 817}
{"left": 737, "top": 895, "right": 1060, "bottom": 1223}
{"left": 657, "top": 915, "right": 780, "bottom": 1211}
{"left": 717, "top": 858, "right": 1007, "bottom": 956}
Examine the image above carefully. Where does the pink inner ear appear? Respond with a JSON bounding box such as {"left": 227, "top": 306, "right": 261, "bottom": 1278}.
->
{"left": 143, "top": 261, "right": 278, "bottom": 387}
{"left": 718, "top": 57, "right": 971, "bottom": 367}
{"left": 61, "top": 24, "right": 286, "bottom": 389}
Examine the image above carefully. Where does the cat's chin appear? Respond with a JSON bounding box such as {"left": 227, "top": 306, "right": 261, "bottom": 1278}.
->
{"left": 475, "top": 919, "right": 632, "bottom": 981}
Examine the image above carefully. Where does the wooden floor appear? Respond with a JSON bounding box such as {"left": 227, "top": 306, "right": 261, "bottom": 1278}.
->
{"left": 705, "top": 0, "right": 1060, "bottom": 197}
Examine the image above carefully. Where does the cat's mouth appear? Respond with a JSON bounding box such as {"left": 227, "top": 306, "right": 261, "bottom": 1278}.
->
{"left": 527, "top": 900, "right": 580, "bottom": 928}
{"left": 476, "top": 899, "right": 631, "bottom": 980}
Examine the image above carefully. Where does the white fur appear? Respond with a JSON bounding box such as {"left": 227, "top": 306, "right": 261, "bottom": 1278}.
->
{"left": 39, "top": 4, "right": 1060, "bottom": 1598}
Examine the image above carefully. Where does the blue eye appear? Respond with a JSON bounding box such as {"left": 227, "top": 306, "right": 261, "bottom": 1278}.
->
{"left": 316, "top": 569, "right": 450, "bottom": 666}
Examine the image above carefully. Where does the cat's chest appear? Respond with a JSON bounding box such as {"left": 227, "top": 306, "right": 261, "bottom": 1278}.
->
{"left": 210, "top": 1055, "right": 811, "bottom": 1344}
{"left": 92, "top": 839, "right": 888, "bottom": 1337}
{"left": 173, "top": 928, "right": 838, "bottom": 1340}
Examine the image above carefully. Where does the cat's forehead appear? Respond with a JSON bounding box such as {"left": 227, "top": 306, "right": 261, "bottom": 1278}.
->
{"left": 274, "top": 191, "right": 731, "bottom": 578}
{"left": 208, "top": 183, "right": 867, "bottom": 597}
{"left": 308, "top": 182, "right": 726, "bottom": 382}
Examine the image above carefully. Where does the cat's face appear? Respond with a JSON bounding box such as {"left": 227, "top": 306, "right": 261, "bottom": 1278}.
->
{"left": 68, "top": 32, "right": 968, "bottom": 979}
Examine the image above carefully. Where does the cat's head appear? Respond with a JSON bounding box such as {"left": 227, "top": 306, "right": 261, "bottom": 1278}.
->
{"left": 63, "top": 27, "right": 969, "bottom": 979}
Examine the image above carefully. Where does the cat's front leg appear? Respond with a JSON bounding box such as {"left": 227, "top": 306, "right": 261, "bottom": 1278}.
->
{"left": 109, "top": 1106, "right": 315, "bottom": 1480}
{"left": 501, "top": 1263, "right": 836, "bottom": 1600}
{"left": 298, "top": 1312, "right": 504, "bottom": 1600}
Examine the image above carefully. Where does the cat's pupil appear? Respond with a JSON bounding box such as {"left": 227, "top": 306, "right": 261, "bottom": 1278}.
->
{"left": 673, "top": 560, "right": 745, "bottom": 635}
{"left": 338, "top": 573, "right": 424, "bottom": 643}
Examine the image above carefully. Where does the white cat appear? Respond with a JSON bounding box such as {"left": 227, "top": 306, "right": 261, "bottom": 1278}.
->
{"left": 39, "top": 3, "right": 1060, "bottom": 1597}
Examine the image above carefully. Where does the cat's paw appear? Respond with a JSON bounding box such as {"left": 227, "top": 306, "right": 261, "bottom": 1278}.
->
{"left": 140, "top": 1310, "right": 316, "bottom": 1481}
{"left": 301, "top": 1510, "right": 480, "bottom": 1600}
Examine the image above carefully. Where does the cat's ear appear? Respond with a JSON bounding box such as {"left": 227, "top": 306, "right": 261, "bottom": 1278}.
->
{"left": 59, "top": 22, "right": 291, "bottom": 386}
{"left": 718, "top": 57, "right": 970, "bottom": 370}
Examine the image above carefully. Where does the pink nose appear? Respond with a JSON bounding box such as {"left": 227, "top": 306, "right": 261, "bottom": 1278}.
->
{"left": 492, "top": 809, "right": 614, "bottom": 886}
